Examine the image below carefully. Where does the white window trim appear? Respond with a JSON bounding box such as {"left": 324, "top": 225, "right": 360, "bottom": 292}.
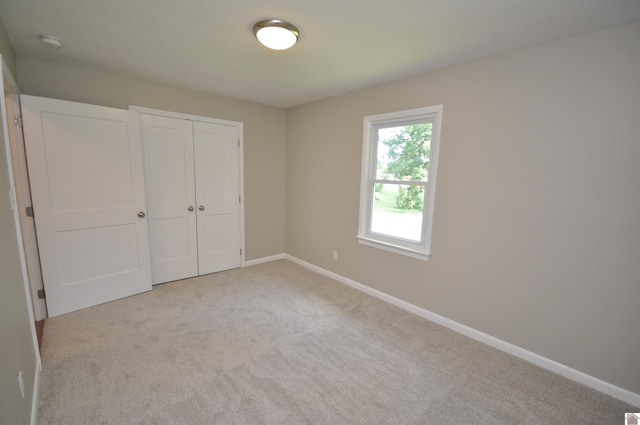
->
{"left": 356, "top": 105, "right": 443, "bottom": 261}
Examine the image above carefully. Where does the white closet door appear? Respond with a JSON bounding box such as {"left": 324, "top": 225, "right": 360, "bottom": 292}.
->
{"left": 140, "top": 114, "right": 198, "bottom": 284}
{"left": 194, "top": 121, "right": 241, "bottom": 274}
{"left": 5, "top": 87, "right": 48, "bottom": 320}
{"left": 21, "top": 95, "right": 152, "bottom": 317}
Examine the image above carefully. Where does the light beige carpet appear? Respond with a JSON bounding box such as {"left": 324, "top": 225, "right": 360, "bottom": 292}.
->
{"left": 38, "top": 260, "right": 636, "bottom": 424}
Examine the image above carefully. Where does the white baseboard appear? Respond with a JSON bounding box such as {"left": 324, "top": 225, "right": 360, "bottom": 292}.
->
{"left": 279, "top": 254, "right": 640, "bottom": 408}
{"left": 30, "top": 360, "right": 41, "bottom": 425}
{"left": 244, "top": 253, "right": 286, "bottom": 267}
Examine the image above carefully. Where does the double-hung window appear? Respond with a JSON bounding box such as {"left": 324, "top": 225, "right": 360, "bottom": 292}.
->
{"left": 357, "top": 105, "right": 443, "bottom": 261}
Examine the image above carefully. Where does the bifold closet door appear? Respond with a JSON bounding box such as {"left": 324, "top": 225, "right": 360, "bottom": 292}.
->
{"left": 21, "top": 95, "right": 152, "bottom": 317}
{"left": 140, "top": 114, "right": 198, "bottom": 284}
{"left": 194, "top": 121, "right": 241, "bottom": 274}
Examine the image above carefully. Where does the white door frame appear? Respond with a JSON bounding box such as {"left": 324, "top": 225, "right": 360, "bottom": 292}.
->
{"left": 1, "top": 60, "right": 47, "bottom": 321}
{"left": 130, "top": 105, "right": 245, "bottom": 267}
{"left": 0, "top": 57, "right": 41, "bottom": 363}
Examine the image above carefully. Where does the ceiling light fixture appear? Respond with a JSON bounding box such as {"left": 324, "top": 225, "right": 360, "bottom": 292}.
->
{"left": 39, "top": 35, "right": 62, "bottom": 49}
{"left": 253, "top": 19, "right": 299, "bottom": 50}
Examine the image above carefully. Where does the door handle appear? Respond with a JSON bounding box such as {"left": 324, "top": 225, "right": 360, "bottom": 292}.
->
{"left": 188, "top": 206, "right": 194, "bottom": 212}
{"left": 138, "top": 211, "right": 146, "bottom": 218}
{"left": 198, "top": 205, "right": 205, "bottom": 211}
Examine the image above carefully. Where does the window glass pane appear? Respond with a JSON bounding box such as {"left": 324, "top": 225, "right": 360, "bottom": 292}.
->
{"left": 376, "top": 123, "right": 432, "bottom": 182}
{"left": 371, "top": 183, "right": 424, "bottom": 242}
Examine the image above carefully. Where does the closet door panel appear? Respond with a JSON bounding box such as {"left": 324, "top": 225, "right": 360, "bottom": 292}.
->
{"left": 21, "top": 95, "right": 152, "bottom": 317}
{"left": 140, "top": 114, "right": 198, "bottom": 284}
{"left": 194, "top": 121, "right": 241, "bottom": 274}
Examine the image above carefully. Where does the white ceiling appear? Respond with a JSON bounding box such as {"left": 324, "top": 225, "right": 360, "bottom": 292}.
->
{"left": 1, "top": 0, "right": 639, "bottom": 108}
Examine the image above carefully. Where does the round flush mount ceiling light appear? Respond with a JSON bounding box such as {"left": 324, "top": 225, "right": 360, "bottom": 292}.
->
{"left": 39, "top": 35, "right": 62, "bottom": 49}
{"left": 253, "top": 19, "right": 299, "bottom": 50}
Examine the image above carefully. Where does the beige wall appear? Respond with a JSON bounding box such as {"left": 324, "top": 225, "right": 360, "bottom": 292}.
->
{"left": 17, "top": 56, "right": 285, "bottom": 261}
{"left": 0, "top": 18, "right": 16, "bottom": 79}
{"left": 286, "top": 22, "right": 640, "bottom": 394}
{"left": 0, "top": 22, "right": 38, "bottom": 423}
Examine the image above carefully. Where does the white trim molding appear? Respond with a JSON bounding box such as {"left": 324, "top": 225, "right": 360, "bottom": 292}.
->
{"left": 244, "top": 253, "right": 286, "bottom": 267}
{"left": 277, "top": 254, "right": 640, "bottom": 408}
{"left": 129, "top": 105, "right": 242, "bottom": 128}
{"left": 30, "top": 361, "right": 42, "bottom": 425}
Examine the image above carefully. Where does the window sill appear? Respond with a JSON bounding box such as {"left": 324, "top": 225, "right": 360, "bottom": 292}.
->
{"left": 356, "top": 235, "right": 431, "bottom": 261}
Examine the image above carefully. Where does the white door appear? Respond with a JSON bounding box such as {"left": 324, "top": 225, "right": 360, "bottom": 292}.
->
{"left": 194, "top": 121, "right": 241, "bottom": 274}
{"left": 21, "top": 95, "right": 152, "bottom": 317}
{"left": 140, "top": 114, "right": 198, "bottom": 284}
{"left": 4, "top": 83, "right": 48, "bottom": 320}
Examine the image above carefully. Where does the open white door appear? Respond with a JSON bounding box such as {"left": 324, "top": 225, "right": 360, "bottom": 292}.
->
{"left": 3, "top": 71, "right": 47, "bottom": 320}
{"left": 21, "top": 95, "right": 152, "bottom": 317}
{"left": 194, "top": 121, "right": 241, "bottom": 274}
{"left": 140, "top": 114, "right": 198, "bottom": 284}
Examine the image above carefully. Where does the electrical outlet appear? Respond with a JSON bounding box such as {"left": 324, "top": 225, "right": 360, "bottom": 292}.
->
{"left": 18, "top": 371, "right": 25, "bottom": 398}
{"left": 332, "top": 250, "right": 338, "bottom": 260}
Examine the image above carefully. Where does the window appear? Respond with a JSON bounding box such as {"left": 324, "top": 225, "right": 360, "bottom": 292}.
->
{"left": 357, "top": 105, "right": 443, "bottom": 260}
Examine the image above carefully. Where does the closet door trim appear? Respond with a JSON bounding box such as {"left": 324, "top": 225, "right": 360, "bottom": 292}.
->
{"left": 130, "top": 106, "right": 242, "bottom": 129}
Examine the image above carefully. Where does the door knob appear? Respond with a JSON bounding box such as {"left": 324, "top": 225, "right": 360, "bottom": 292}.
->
{"left": 138, "top": 211, "right": 146, "bottom": 218}
{"left": 198, "top": 205, "right": 205, "bottom": 211}
{"left": 188, "top": 206, "right": 194, "bottom": 212}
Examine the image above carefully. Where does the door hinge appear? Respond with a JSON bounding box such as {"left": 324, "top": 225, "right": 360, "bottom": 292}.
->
{"left": 25, "top": 206, "right": 34, "bottom": 217}
{"left": 37, "top": 289, "right": 45, "bottom": 299}
{"left": 14, "top": 116, "right": 22, "bottom": 128}
{"left": 240, "top": 249, "right": 242, "bottom": 256}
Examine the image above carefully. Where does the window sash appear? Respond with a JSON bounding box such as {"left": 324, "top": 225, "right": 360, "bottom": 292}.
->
{"left": 368, "top": 182, "right": 430, "bottom": 244}
{"left": 372, "top": 119, "right": 434, "bottom": 183}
